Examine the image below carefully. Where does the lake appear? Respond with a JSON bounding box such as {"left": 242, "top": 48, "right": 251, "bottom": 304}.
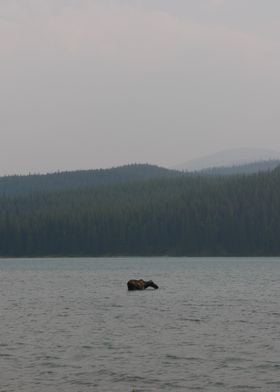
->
{"left": 0, "top": 257, "right": 279, "bottom": 391}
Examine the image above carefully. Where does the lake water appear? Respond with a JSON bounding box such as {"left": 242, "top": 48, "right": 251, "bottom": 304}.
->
{"left": 0, "top": 257, "right": 279, "bottom": 391}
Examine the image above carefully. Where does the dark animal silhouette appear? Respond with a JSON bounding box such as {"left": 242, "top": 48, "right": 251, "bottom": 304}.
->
{"left": 127, "top": 279, "right": 159, "bottom": 291}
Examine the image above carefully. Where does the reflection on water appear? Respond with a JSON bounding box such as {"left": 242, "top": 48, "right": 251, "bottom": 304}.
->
{"left": 0, "top": 257, "right": 280, "bottom": 391}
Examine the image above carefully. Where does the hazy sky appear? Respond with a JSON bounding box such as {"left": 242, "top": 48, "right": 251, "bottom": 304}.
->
{"left": 1, "top": 0, "right": 280, "bottom": 174}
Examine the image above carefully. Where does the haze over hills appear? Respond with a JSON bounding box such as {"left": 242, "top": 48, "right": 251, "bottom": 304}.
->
{"left": 174, "top": 148, "right": 280, "bottom": 171}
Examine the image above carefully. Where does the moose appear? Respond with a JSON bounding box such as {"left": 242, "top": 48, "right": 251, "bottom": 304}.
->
{"left": 127, "top": 279, "right": 159, "bottom": 291}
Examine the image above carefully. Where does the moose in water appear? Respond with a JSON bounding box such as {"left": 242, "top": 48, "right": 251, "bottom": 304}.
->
{"left": 127, "top": 279, "right": 159, "bottom": 291}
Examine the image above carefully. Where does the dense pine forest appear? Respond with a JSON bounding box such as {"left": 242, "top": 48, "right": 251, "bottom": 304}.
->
{"left": 0, "top": 165, "right": 280, "bottom": 257}
{"left": 200, "top": 160, "right": 280, "bottom": 176}
{"left": 0, "top": 164, "right": 180, "bottom": 196}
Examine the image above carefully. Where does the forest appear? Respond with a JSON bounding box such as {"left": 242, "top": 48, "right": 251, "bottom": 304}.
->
{"left": 0, "top": 164, "right": 180, "bottom": 196}
{"left": 200, "top": 160, "right": 280, "bottom": 176}
{"left": 0, "top": 165, "right": 279, "bottom": 257}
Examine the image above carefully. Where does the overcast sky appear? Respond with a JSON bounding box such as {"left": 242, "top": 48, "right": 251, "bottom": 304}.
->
{"left": 1, "top": 0, "right": 280, "bottom": 174}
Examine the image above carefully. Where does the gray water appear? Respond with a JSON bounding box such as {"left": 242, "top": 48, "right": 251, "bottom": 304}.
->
{"left": 0, "top": 257, "right": 279, "bottom": 392}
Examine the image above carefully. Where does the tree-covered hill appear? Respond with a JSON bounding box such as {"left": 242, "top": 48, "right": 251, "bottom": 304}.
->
{"left": 0, "top": 164, "right": 181, "bottom": 196}
{"left": 0, "top": 168, "right": 280, "bottom": 257}
{"left": 199, "top": 160, "right": 280, "bottom": 176}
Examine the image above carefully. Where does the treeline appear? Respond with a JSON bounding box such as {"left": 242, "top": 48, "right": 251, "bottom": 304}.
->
{"left": 0, "top": 164, "right": 181, "bottom": 196}
{"left": 0, "top": 168, "right": 280, "bottom": 256}
{"left": 200, "top": 160, "right": 280, "bottom": 176}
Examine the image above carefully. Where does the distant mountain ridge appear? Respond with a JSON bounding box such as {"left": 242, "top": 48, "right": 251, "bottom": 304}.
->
{"left": 0, "top": 164, "right": 181, "bottom": 196}
{"left": 199, "top": 160, "right": 280, "bottom": 176}
{"left": 175, "top": 148, "right": 280, "bottom": 171}
{"left": 2, "top": 158, "right": 279, "bottom": 197}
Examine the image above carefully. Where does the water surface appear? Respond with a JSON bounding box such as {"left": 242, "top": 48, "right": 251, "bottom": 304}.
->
{"left": 0, "top": 257, "right": 279, "bottom": 391}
